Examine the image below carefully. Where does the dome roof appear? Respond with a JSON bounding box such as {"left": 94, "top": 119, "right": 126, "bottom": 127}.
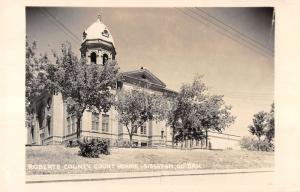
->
{"left": 83, "top": 17, "right": 115, "bottom": 46}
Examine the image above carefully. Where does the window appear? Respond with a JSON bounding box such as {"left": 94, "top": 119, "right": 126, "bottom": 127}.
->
{"left": 161, "top": 130, "right": 164, "bottom": 139}
{"left": 102, "top": 29, "right": 109, "bottom": 38}
{"left": 31, "top": 127, "right": 34, "bottom": 141}
{"left": 47, "top": 118, "right": 51, "bottom": 136}
{"left": 140, "top": 123, "right": 147, "bottom": 135}
{"left": 133, "top": 142, "right": 138, "bottom": 147}
{"left": 91, "top": 52, "right": 97, "bottom": 64}
{"left": 92, "top": 113, "right": 99, "bottom": 131}
{"left": 141, "top": 142, "right": 147, "bottom": 147}
{"left": 83, "top": 31, "right": 87, "bottom": 40}
{"left": 71, "top": 116, "right": 77, "bottom": 133}
{"left": 102, "top": 114, "right": 109, "bottom": 132}
{"left": 102, "top": 54, "right": 108, "bottom": 65}
{"left": 38, "top": 104, "right": 44, "bottom": 130}
{"left": 47, "top": 98, "right": 52, "bottom": 109}
{"left": 67, "top": 115, "right": 77, "bottom": 134}
{"left": 132, "top": 125, "right": 138, "bottom": 134}
{"left": 67, "top": 117, "right": 71, "bottom": 134}
{"left": 117, "top": 81, "right": 123, "bottom": 90}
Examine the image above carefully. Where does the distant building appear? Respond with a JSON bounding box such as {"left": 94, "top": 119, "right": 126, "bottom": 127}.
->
{"left": 26, "top": 16, "right": 240, "bottom": 149}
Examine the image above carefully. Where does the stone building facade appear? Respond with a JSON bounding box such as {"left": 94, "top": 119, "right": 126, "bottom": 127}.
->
{"left": 26, "top": 16, "right": 240, "bottom": 149}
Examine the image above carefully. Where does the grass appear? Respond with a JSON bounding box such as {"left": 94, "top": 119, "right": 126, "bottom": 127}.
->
{"left": 26, "top": 145, "right": 274, "bottom": 175}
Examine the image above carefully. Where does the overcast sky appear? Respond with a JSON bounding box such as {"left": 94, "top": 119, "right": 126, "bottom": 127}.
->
{"left": 26, "top": 7, "right": 274, "bottom": 136}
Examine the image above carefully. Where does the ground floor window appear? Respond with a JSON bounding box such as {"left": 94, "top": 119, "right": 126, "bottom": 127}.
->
{"left": 92, "top": 112, "right": 99, "bottom": 131}
{"left": 102, "top": 114, "right": 109, "bottom": 132}
{"left": 67, "top": 115, "right": 77, "bottom": 134}
{"left": 133, "top": 141, "right": 138, "bottom": 147}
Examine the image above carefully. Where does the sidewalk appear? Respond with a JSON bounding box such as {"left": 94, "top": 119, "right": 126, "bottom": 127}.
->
{"left": 26, "top": 168, "right": 274, "bottom": 183}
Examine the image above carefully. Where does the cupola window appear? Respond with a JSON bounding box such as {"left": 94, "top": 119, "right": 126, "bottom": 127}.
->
{"left": 91, "top": 52, "right": 97, "bottom": 64}
{"left": 102, "top": 29, "right": 109, "bottom": 38}
{"left": 102, "top": 54, "right": 108, "bottom": 65}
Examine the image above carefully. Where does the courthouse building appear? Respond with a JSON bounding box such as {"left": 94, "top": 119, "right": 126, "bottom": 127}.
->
{"left": 26, "top": 16, "right": 240, "bottom": 149}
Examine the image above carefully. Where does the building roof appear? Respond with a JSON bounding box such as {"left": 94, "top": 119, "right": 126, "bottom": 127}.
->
{"left": 120, "top": 67, "right": 177, "bottom": 95}
{"left": 83, "top": 17, "right": 115, "bottom": 46}
{"left": 122, "top": 67, "right": 167, "bottom": 88}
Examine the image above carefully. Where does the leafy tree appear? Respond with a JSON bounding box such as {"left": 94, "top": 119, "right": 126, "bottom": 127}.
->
{"left": 115, "top": 89, "right": 169, "bottom": 147}
{"left": 265, "top": 102, "right": 275, "bottom": 144}
{"left": 25, "top": 39, "right": 49, "bottom": 128}
{"left": 167, "top": 75, "right": 235, "bottom": 148}
{"left": 167, "top": 76, "right": 208, "bottom": 148}
{"left": 248, "top": 111, "right": 269, "bottom": 151}
{"left": 46, "top": 43, "right": 119, "bottom": 139}
{"left": 245, "top": 103, "right": 275, "bottom": 151}
{"left": 191, "top": 94, "right": 235, "bottom": 148}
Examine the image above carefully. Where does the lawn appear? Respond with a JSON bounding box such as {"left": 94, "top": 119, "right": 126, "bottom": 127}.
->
{"left": 26, "top": 145, "right": 274, "bottom": 175}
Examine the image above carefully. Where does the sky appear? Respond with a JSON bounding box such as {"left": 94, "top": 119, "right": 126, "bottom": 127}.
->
{"left": 26, "top": 7, "right": 274, "bottom": 136}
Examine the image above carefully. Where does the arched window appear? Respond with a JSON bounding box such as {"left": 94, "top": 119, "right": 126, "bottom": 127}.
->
{"left": 90, "top": 52, "right": 97, "bottom": 64}
{"left": 102, "top": 54, "right": 108, "bottom": 65}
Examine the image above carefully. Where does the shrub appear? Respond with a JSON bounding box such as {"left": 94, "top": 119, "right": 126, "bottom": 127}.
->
{"left": 78, "top": 137, "right": 110, "bottom": 158}
{"left": 259, "top": 140, "right": 274, "bottom": 152}
{"left": 240, "top": 136, "right": 274, "bottom": 152}
{"left": 240, "top": 136, "right": 256, "bottom": 151}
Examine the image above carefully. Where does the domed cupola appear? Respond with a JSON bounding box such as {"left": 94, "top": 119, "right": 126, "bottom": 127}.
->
{"left": 80, "top": 15, "right": 116, "bottom": 65}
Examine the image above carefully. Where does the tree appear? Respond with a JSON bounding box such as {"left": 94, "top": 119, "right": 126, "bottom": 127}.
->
{"left": 46, "top": 43, "right": 119, "bottom": 139}
{"left": 248, "top": 111, "right": 269, "bottom": 151}
{"left": 167, "top": 75, "right": 235, "bottom": 148}
{"left": 245, "top": 103, "right": 275, "bottom": 152}
{"left": 265, "top": 102, "right": 275, "bottom": 144}
{"left": 25, "top": 39, "right": 50, "bottom": 128}
{"left": 191, "top": 94, "right": 235, "bottom": 148}
{"left": 167, "top": 75, "right": 208, "bottom": 148}
{"left": 115, "top": 89, "right": 169, "bottom": 147}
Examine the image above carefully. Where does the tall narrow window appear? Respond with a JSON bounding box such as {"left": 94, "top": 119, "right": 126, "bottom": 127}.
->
{"left": 91, "top": 52, "right": 97, "bottom": 64}
{"left": 102, "top": 114, "right": 109, "bottom": 132}
{"left": 71, "top": 116, "right": 76, "bottom": 133}
{"left": 117, "top": 81, "right": 123, "bottom": 90}
{"left": 92, "top": 112, "right": 99, "bottom": 131}
{"left": 140, "top": 123, "right": 147, "bottom": 135}
{"left": 102, "top": 54, "right": 108, "bottom": 65}
{"left": 67, "top": 117, "right": 71, "bottom": 134}
{"left": 47, "top": 98, "right": 51, "bottom": 109}
{"left": 161, "top": 130, "right": 164, "bottom": 139}
{"left": 47, "top": 118, "right": 51, "bottom": 136}
{"left": 133, "top": 125, "right": 138, "bottom": 134}
{"left": 38, "top": 105, "right": 44, "bottom": 130}
{"left": 31, "top": 127, "right": 34, "bottom": 142}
